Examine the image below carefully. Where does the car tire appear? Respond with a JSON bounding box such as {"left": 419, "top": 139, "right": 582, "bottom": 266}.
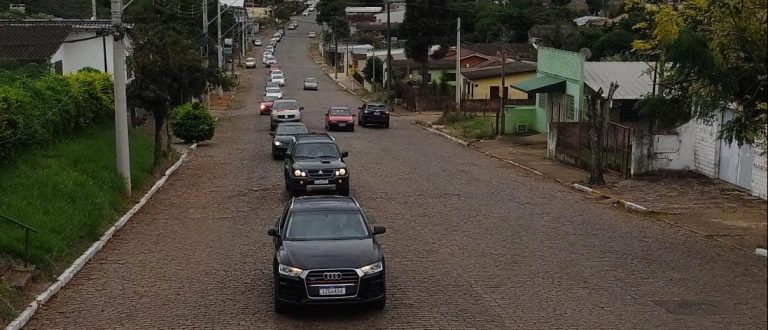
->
{"left": 273, "top": 153, "right": 280, "bottom": 160}
{"left": 274, "top": 276, "right": 287, "bottom": 314}
{"left": 350, "top": 125, "right": 355, "bottom": 132}
{"left": 384, "top": 123, "right": 390, "bottom": 128}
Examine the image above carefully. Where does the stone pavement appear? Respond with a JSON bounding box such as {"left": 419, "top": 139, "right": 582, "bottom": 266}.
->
{"left": 423, "top": 124, "right": 767, "bottom": 252}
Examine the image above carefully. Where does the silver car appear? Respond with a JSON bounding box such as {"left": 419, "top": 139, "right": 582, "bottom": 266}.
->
{"left": 303, "top": 78, "right": 319, "bottom": 90}
{"left": 270, "top": 99, "right": 303, "bottom": 130}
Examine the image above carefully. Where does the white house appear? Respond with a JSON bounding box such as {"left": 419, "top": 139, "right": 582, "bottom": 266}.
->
{"left": 0, "top": 20, "right": 131, "bottom": 78}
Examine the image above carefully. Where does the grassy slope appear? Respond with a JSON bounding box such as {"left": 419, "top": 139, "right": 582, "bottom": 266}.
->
{"left": 436, "top": 115, "right": 496, "bottom": 140}
{"left": 0, "top": 123, "right": 155, "bottom": 267}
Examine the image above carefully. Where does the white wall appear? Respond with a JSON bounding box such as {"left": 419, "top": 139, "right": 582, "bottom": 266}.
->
{"left": 649, "top": 121, "right": 696, "bottom": 171}
{"left": 49, "top": 31, "right": 129, "bottom": 79}
{"left": 751, "top": 142, "right": 767, "bottom": 199}
{"left": 693, "top": 118, "right": 721, "bottom": 177}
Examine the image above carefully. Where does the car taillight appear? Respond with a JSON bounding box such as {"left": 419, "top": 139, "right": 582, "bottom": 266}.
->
{"left": 260, "top": 104, "right": 266, "bottom": 109}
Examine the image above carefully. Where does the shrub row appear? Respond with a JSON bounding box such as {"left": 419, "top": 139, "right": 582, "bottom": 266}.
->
{"left": 0, "top": 68, "right": 114, "bottom": 160}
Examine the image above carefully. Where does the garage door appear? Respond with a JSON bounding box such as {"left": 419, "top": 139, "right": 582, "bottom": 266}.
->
{"left": 718, "top": 110, "right": 754, "bottom": 189}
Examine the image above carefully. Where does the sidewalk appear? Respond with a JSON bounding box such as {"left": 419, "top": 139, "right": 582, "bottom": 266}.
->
{"left": 420, "top": 120, "right": 768, "bottom": 251}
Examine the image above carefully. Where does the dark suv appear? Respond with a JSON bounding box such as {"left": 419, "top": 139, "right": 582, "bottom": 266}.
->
{"left": 358, "top": 102, "right": 390, "bottom": 128}
{"left": 284, "top": 133, "right": 349, "bottom": 196}
{"left": 268, "top": 196, "right": 387, "bottom": 313}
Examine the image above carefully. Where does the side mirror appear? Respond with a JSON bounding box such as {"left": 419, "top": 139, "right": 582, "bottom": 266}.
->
{"left": 341, "top": 151, "right": 349, "bottom": 158}
{"left": 299, "top": 106, "right": 305, "bottom": 110}
{"left": 352, "top": 114, "right": 357, "bottom": 116}
{"left": 267, "top": 228, "right": 280, "bottom": 237}
{"left": 372, "top": 226, "right": 386, "bottom": 236}
{"left": 269, "top": 132, "right": 275, "bottom": 136}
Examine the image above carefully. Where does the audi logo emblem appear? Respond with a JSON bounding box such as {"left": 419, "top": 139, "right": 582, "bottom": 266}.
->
{"left": 323, "top": 272, "right": 342, "bottom": 280}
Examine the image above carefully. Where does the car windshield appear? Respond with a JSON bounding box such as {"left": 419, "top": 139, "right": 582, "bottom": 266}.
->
{"left": 285, "top": 211, "right": 368, "bottom": 241}
{"left": 246, "top": 58, "right": 255, "bottom": 61}
{"left": 305, "top": 78, "right": 317, "bottom": 83}
{"left": 330, "top": 108, "right": 351, "bottom": 116}
{"left": 294, "top": 142, "right": 340, "bottom": 159}
{"left": 368, "top": 104, "right": 386, "bottom": 109}
{"left": 273, "top": 100, "right": 299, "bottom": 110}
{"left": 266, "top": 82, "right": 279, "bottom": 87}
{"left": 263, "top": 96, "right": 277, "bottom": 101}
{"left": 276, "top": 125, "right": 308, "bottom": 135}
{"left": 267, "top": 56, "right": 275, "bottom": 60}
{"left": 266, "top": 87, "right": 281, "bottom": 93}
{"left": 272, "top": 74, "right": 283, "bottom": 79}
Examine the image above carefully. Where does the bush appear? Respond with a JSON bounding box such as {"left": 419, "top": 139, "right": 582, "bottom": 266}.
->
{"left": 171, "top": 102, "right": 216, "bottom": 143}
{"left": 0, "top": 67, "right": 113, "bottom": 161}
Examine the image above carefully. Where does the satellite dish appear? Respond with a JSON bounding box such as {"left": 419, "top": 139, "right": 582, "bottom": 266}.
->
{"left": 579, "top": 47, "right": 593, "bottom": 60}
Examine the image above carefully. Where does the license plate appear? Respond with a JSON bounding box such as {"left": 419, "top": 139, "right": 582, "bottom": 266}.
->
{"left": 314, "top": 180, "right": 329, "bottom": 184}
{"left": 319, "top": 287, "right": 345, "bottom": 296}
{"left": 338, "top": 123, "right": 346, "bottom": 127}
{"left": 374, "top": 112, "right": 381, "bottom": 116}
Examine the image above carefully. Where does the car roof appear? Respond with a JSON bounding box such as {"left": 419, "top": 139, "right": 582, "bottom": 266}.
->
{"left": 330, "top": 106, "right": 349, "bottom": 110}
{"left": 366, "top": 103, "right": 386, "bottom": 107}
{"left": 295, "top": 133, "right": 335, "bottom": 143}
{"left": 290, "top": 196, "right": 360, "bottom": 211}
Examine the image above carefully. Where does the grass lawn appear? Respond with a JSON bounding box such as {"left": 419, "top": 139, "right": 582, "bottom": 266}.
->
{"left": 0, "top": 123, "right": 159, "bottom": 321}
{"left": 435, "top": 114, "right": 496, "bottom": 140}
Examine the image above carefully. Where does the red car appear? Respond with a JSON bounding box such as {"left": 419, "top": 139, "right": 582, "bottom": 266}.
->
{"left": 325, "top": 106, "right": 355, "bottom": 132}
{"left": 260, "top": 96, "right": 278, "bottom": 115}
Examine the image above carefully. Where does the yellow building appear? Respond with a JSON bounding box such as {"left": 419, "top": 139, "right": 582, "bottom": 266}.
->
{"left": 461, "top": 62, "right": 537, "bottom": 100}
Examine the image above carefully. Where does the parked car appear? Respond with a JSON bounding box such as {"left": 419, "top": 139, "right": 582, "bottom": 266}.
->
{"left": 303, "top": 77, "right": 319, "bottom": 90}
{"left": 265, "top": 45, "right": 275, "bottom": 53}
{"left": 325, "top": 107, "right": 355, "bottom": 132}
{"left": 308, "top": 6, "right": 315, "bottom": 11}
{"left": 268, "top": 195, "right": 386, "bottom": 313}
{"left": 270, "top": 99, "right": 303, "bottom": 130}
{"left": 277, "top": 29, "right": 285, "bottom": 36}
{"left": 271, "top": 72, "right": 285, "bottom": 86}
{"left": 265, "top": 55, "right": 277, "bottom": 67}
{"left": 265, "top": 87, "right": 284, "bottom": 99}
{"left": 308, "top": 32, "right": 316, "bottom": 38}
{"left": 358, "top": 102, "right": 390, "bottom": 128}
{"left": 273, "top": 33, "right": 282, "bottom": 41}
{"left": 302, "top": 11, "right": 309, "bottom": 16}
{"left": 260, "top": 96, "right": 278, "bottom": 115}
{"left": 254, "top": 39, "right": 262, "bottom": 46}
{"left": 270, "top": 122, "right": 309, "bottom": 159}
{"left": 282, "top": 133, "right": 349, "bottom": 196}
{"left": 269, "top": 66, "right": 282, "bottom": 74}
{"left": 245, "top": 57, "right": 257, "bottom": 69}
{"left": 288, "top": 24, "right": 296, "bottom": 30}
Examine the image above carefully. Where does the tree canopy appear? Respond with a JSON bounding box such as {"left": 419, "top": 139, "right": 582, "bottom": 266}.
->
{"left": 400, "top": 0, "right": 454, "bottom": 84}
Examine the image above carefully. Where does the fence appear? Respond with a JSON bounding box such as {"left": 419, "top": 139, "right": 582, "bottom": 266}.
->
{"left": 398, "top": 83, "right": 455, "bottom": 111}
{"left": 460, "top": 99, "right": 536, "bottom": 115}
{"left": 0, "top": 213, "right": 37, "bottom": 266}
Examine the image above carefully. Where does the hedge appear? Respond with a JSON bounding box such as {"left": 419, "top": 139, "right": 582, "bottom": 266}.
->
{"left": 0, "top": 68, "right": 114, "bottom": 160}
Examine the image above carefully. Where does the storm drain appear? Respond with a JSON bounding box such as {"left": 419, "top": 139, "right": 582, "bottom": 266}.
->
{"left": 652, "top": 299, "right": 734, "bottom": 315}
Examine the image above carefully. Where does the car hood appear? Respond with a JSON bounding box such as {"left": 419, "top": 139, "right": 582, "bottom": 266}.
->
{"left": 279, "top": 239, "right": 380, "bottom": 270}
{"left": 272, "top": 109, "right": 300, "bottom": 117}
{"left": 293, "top": 159, "right": 345, "bottom": 170}
{"left": 329, "top": 115, "right": 353, "bottom": 122}
{"left": 274, "top": 135, "right": 297, "bottom": 144}
{"left": 304, "top": 82, "right": 318, "bottom": 85}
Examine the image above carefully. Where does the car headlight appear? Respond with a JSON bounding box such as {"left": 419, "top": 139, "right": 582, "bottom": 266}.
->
{"left": 358, "top": 261, "right": 383, "bottom": 275}
{"left": 274, "top": 141, "right": 282, "bottom": 146}
{"left": 335, "top": 168, "right": 346, "bottom": 176}
{"left": 293, "top": 169, "right": 306, "bottom": 177}
{"left": 278, "top": 264, "right": 303, "bottom": 277}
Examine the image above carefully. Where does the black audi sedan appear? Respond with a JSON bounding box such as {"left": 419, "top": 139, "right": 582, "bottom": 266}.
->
{"left": 268, "top": 196, "right": 387, "bottom": 313}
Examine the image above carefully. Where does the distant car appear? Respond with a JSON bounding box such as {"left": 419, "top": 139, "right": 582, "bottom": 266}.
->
{"left": 270, "top": 122, "right": 309, "bottom": 159}
{"left": 268, "top": 196, "right": 386, "bottom": 313}
{"left": 265, "top": 81, "right": 280, "bottom": 91}
{"left": 261, "top": 96, "right": 278, "bottom": 115}
{"left": 308, "top": 32, "right": 316, "bottom": 38}
{"left": 270, "top": 99, "right": 303, "bottom": 130}
{"left": 265, "top": 55, "right": 277, "bottom": 67}
{"left": 358, "top": 102, "right": 390, "bottom": 128}
{"left": 265, "top": 45, "right": 275, "bottom": 53}
{"left": 271, "top": 72, "right": 285, "bottom": 86}
{"left": 269, "top": 66, "right": 282, "bottom": 74}
{"left": 325, "top": 107, "right": 355, "bottom": 132}
{"left": 302, "top": 11, "right": 309, "bottom": 16}
{"left": 277, "top": 29, "right": 285, "bottom": 36}
{"left": 273, "top": 33, "right": 282, "bottom": 41}
{"left": 265, "top": 87, "right": 284, "bottom": 99}
{"left": 288, "top": 24, "right": 296, "bottom": 30}
{"left": 303, "top": 77, "right": 318, "bottom": 90}
{"left": 245, "top": 57, "right": 257, "bottom": 68}
{"left": 308, "top": 6, "right": 315, "bottom": 12}
{"left": 254, "top": 39, "right": 262, "bottom": 46}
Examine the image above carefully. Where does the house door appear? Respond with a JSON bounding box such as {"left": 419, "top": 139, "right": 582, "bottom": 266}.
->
{"left": 718, "top": 110, "right": 754, "bottom": 189}
{"left": 490, "top": 86, "right": 500, "bottom": 99}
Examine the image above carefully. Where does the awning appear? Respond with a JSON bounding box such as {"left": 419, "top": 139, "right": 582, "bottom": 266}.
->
{"left": 511, "top": 75, "right": 566, "bottom": 93}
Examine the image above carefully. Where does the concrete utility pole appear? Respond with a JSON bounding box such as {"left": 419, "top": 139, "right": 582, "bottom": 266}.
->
{"left": 92, "top": 0, "right": 97, "bottom": 19}
{"left": 111, "top": 0, "right": 131, "bottom": 194}
{"left": 202, "top": 0, "right": 208, "bottom": 57}
{"left": 385, "top": 0, "right": 393, "bottom": 108}
{"left": 455, "top": 17, "right": 461, "bottom": 112}
{"left": 333, "top": 33, "right": 338, "bottom": 79}
{"left": 217, "top": 0, "right": 223, "bottom": 70}
{"left": 498, "top": 27, "right": 507, "bottom": 136}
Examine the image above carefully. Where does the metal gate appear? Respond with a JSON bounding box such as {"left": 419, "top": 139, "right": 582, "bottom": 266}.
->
{"left": 553, "top": 120, "right": 634, "bottom": 179}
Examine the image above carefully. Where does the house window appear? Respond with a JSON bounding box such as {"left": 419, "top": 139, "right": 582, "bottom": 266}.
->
{"left": 538, "top": 94, "right": 547, "bottom": 108}
{"left": 443, "top": 72, "right": 456, "bottom": 81}
{"left": 565, "top": 94, "right": 575, "bottom": 121}
{"left": 490, "top": 86, "right": 500, "bottom": 99}
{"left": 53, "top": 60, "right": 63, "bottom": 75}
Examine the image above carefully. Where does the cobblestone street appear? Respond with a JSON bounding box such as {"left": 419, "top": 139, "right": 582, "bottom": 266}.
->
{"left": 22, "top": 18, "right": 768, "bottom": 329}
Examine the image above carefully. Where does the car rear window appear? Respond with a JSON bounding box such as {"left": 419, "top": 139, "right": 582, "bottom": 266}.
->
{"left": 330, "top": 108, "right": 351, "bottom": 116}
{"left": 276, "top": 125, "right": 308, "bottom": 135}
{"left": 285, "top": 211, "right": 368, "bottom": 241}
{"left": 266, "top": 87, "right": 281, "bottom": 93}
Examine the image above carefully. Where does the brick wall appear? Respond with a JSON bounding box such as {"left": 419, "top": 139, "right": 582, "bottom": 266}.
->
{"left": 694, "top": 119, "right": 720, "bottom": 178}
{"left": 752, "top": 143, "right": 767, "bottom": 199}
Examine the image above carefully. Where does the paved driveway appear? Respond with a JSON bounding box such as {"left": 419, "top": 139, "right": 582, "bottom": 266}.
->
{"left": 24, "top": 15, "right": 767, "bottom": 329}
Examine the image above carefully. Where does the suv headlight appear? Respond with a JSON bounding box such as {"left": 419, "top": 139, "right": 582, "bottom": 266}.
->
{"left": 358, "top": 261, "right": 383, "bottom": 275}
{"left": 274, "top": 141, "right": 282, "bottom": 146}
{"left": 335, "top": 168, "right": 347, "bottom": 176}
{"left": 293, "top": 169, "right": 307, "bottom": 177}
{"left": 278, "top": 264, "right": 303, "bottom": 277}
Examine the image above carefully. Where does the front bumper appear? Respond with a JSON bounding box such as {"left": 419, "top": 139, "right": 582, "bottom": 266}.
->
{"left": 276, "top": 271, "right": 385, "bottom": 306}
{"left": 272, "top": 144, "right": 289, "bottom": 155}
{"left": 303, "top": 85, "right": 318, "bottom": 90}
{"left": 287, "top": 175, "right": 349, "bottom": 193}
{"left": 361, "top": 114, "right": 390, "bottom": 124}
{"left": 329, "top": 121, "right": 354, "bottom": 130}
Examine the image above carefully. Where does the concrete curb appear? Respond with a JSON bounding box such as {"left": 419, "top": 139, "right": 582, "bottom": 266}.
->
{"left": 756, "top": 248, "right": 767, "bottom": 257}
{"left": 413, "top": 123, "right": 469, "bottom": 147}
{"left": 4, "top": 143, "right": 198, "bottom": 330}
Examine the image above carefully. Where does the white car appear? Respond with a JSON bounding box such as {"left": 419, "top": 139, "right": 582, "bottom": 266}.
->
{"left": 308, "top": 32, "right": 316, "bottom": 38}
{"left": 245, "top": 57, "right": 257, "bottom": 68}
{"left": 302, "top": 11, "right": 309, "bottom": 16}
{"left": 265, "top": 55, "right": 277, "bottom": 67}
{"left": 265, "top": 86, "right": 283, "bottom": 99}
{"left": 270, "top": 72, "right": 285, "bottom": 86}
{"left": 254, "top": 39, "right": 262, "bottom": 46}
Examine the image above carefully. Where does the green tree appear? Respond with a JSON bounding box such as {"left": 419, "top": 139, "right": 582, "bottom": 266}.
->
{"left": 363, "top": 57, "right": 384, "bottom": 85}
{"left": 633, "top": 0, "right": 767, "bottom": 151}
{"left": 401, "top": 0, "right": 454, "bottom": 85}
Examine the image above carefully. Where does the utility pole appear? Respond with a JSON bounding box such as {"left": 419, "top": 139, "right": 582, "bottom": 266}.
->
{"left": 455, "top": 17, "right": 461, "bottom": 113}
{"left": 333, "top": 33, "right": 338, "bottom": 79}
{"left": 202, "top": 0, "right": 208, "bottom": 58}
{"left": 498, "top": 27, "right": 507, "bottom": 136}
{"left": 385, "top": 0, "right": 393, "bottom": 109}
{"left": 217, "top": 0, "right": 223, "bottom": 70}
{"left": 91, "top": 0, "right": 97, "bottom": 19}
{"left": 111, "top": 0, "right": 131, "bottom": 194}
